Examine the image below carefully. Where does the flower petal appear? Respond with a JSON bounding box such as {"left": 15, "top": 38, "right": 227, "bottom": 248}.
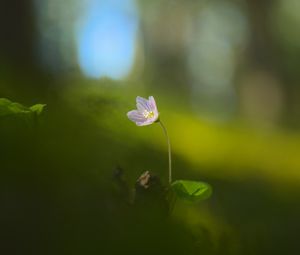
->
{"left": 136, "top": 96, "right": 151, "bottom": 112}
{"left": 148, "top": 96, "right": 158, "bottom": 115}
{"left": 127, "top": 110, "right": 146, "bottom": 123}
{"left": 136, "top": 119, "right": 154, "bottom": 126}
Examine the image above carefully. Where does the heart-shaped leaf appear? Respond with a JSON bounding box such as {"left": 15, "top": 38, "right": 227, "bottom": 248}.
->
{"left": 171, "top": 180, "right": 212, "bottom": 202}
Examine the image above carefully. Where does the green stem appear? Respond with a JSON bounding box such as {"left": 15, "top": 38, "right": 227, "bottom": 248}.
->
{"left": 158, "top": 120, "right": 172, "bottom": 184}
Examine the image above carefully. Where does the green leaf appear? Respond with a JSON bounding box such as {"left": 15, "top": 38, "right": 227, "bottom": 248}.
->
{"left": 171, "top": 180, "right": 212, "bottom": 202}
{"left": 0, "top": 98, "right": 46, "bottom": 117}
{"left": 0, "top": 98, "right": 28, "bottom": 116}
{"left": 30, "top": 104, "right": 46, "bottom": 115}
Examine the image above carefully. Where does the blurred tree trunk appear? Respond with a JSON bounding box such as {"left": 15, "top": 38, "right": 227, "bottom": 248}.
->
{"left": 139, "top": 1, "right": 192, "bottom": 97}
{"left": 0, "top": 0, "right": 50, "bottom": 101}
{"left": 0, "top": 0, "right": 35, "bottom": 70}
{"left": 246, "top": 0, "right": 300, "bottom": 128}
{"left": 238, "top": 0, "right": 286, "bottom": 127}
{"left": 245, "top": 0, "right": 278, "bottom": 71}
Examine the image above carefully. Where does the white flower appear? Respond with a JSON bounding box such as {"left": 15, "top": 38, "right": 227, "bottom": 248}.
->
{"left": 127, "top": 96, "right": 159, "bottom": 126}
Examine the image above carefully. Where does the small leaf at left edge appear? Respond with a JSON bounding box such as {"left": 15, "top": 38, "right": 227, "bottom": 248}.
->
{"left": 0, "top": 98, "right": 46, "bottom": 117}
{"left": 0, "top": 98, "right": 29, "bottom": 116}
{"left": 171, "top": 180, "right": 212, "bottom": 202}
{"left": 29, "top": 104, "right": 46, "bottom": 115}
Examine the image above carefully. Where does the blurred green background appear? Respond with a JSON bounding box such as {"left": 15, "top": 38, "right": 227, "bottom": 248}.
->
{"left": 1, "top": 0, "right": 300, "bottom": 254}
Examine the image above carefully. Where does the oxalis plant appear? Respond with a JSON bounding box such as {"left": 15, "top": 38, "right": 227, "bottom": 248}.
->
{"left": 0, "top": 98, "right": 46, "bottom": 121}
{"left": 127, "top": 96, "right": 212, "bottom": 211}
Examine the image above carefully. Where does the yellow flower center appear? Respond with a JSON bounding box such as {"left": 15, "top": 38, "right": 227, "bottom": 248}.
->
{"left": 143, "top": 110, "right": 155, "bottom": 119}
